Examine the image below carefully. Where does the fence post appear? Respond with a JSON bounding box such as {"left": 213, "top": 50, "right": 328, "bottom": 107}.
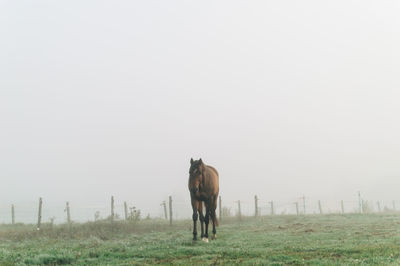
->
{"left": 362, "top": 200, "right": 367, "bottom": 213}
{"left": 302, "top": 196, "right": 306, "bottom": 214}
{"left": 37, "top": 197, "right": 42, "bottom": 231}
{"left": 161, "top": 201, "right": 167, "bottom": 220}
{"left": 318, "top": 200, "right": 323, "bottom": 214}
{"left": 219, "top": 196, "right": 222, "bottom": 221}
{"left": 238, "top": 200, "right": 242, "bottom": 220}
{"left": 358, "top": 191, "right": 362, "bottom": 214}
{"left": 66, "top": 201, "right": 71, "bottom": 224}
{"left": 124, "top": 202, "right": 128, "bottom": 220}
{"left": 254, "top": 195, "right": 258, "bottom": 217}
{"left": 341, "top": 200, "right": 344, "bottom": 214}
{"left": 169, "top": 196, "right": 173, "bottom": 225}
{"left": 295, "top": 202, "right": 299, "bottom": 215}
{"left": 377, "top": 201, "right": 381, "bottom": 212}
{"left": 111, "top": 196, "right": 114, "bottom": 224}
{"left": 393, "top": 200, "right": 396, "bottom": 211}
{"left": 270, "top": 201, "right": 274, "bottom": 215}
{"left": 11, "top": 204, "right": 15, "bottom": 225}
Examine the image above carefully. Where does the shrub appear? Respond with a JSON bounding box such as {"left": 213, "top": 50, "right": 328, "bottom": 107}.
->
{"left": 128, "top": 207, "right": 141, "bottom": 222}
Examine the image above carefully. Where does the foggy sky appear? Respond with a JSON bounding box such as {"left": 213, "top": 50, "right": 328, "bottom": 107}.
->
{"left": 1, "top": 1, "right": 400, "bottom": 217}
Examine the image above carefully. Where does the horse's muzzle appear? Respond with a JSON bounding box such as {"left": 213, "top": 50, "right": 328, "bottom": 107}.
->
{"left": 191, "top": 187, "right": 199, "bottom": 194}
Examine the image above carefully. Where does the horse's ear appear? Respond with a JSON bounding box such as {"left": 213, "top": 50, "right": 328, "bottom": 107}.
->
{"left": 199, "top": 158, "right": 203, "bottom": 164}
{"left": 190, "top": 158, "right": 194, "bottom": 164}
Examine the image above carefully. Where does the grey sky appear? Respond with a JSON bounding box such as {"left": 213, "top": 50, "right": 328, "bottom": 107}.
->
{"left": 1, "top": 1, "right": 400, "bottom": 217}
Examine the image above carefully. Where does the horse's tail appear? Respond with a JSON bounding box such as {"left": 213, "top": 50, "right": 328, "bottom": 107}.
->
{"left": 213, "top": 209, "right": 219, "bottom": 226}
{"left": 214, "top": 195, "right": 219, "bottom": 226}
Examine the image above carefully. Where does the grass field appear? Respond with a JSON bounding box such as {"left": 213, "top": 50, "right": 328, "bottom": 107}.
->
{"left": 2, "top": 213, "right": 400, "bottom": 265}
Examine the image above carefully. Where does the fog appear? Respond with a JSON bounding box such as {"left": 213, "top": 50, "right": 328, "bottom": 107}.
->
{"left": 1, "top": 1, "right": 400, "bottom": 220}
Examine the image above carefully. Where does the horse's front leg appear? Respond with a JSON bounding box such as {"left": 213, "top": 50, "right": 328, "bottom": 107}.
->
{"left": 192, "top": 210, "right": 198, "bottom": 241}
{"left": 199, "top": 203, "right": 205, "bottom": 239}
{"left": 191, "top": 199, "right": 199, "bottom": 241}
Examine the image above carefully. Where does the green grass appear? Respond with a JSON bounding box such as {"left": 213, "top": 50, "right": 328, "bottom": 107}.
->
{"left": 2, "top": 214, "right": 400, "bottom": 265}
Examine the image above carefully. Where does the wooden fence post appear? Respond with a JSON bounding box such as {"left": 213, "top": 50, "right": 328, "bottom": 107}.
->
{"left": 302, "top": 196, "right": 306, "bottom": 214}
{"left": 270, "top": 201, "right": 274, "bottom": 215}
{"left": 318, "top": 200, "right": 323, "bottom": 214}
{"left": 238, "top": 200, "right": 242, "bottom": 220}
{"left": 393, "top": 200, "right": 396, "bottom": 211}
{"left": 358, "top": 191, "right": 362, "bottom": 214}
{"left": 161, "top": 201, "right": 167, "bottom": 220}
{"left": 124, "top": 202, "right": 128, "bottom": 220}
{"left": 254, "top": 195, "right": 258, "bottom": 217}
{"left": 11, "top": 204, "right": 15, "bottom": 225}
{"left": 341, "top": 200, "right": 344, "bottom": 214}
{"left": 218, "top": 196, "right": 222, "bottom": 221}
{"left": 377, "top": 201, "right": 381, "bottom": 212}
{"left": 169, "top": 196, "right": 173, "bottom": 225}
{"left": 111, "top": 196, "right": 115, "bottom": 224}
{"left": 66, "top": 201, "right": 71, "bottom": 224}
{"left": 37, "top": 197, "right": 42, "bottom": 231}
{"left": 295, "top": 202, "right": 299, "bottom": 215}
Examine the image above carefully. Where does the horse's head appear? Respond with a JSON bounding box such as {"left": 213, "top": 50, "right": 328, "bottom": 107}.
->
{"left": 188, "top": 158, "right": 205, "bottom": 194}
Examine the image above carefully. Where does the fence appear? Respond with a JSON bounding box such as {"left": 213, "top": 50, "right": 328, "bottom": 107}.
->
{"left": 1, "top": 194, "right": 399, "bottom": 228}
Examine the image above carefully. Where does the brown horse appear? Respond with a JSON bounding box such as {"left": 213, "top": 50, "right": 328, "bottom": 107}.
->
{"left": 188, "top": 158, "right": 219, "bottom": 241}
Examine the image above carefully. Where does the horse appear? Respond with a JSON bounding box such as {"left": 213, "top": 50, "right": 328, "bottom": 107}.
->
{"left": 188, "top": 158, "right": 219, "bottom": 242}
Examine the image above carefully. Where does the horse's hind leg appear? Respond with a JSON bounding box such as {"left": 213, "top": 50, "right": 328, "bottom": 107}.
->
{"left": 211, "top": 197, "right": 218, "bottom": 239}
{"left": 204, "top": 203, "right": 210, "bottom": 241}
{"left": 211, "top": 210, "right": 217, "bottom": 239}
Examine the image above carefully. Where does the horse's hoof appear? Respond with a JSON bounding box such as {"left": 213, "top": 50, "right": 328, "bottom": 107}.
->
{"left": 202, "top": 237, "right": 209, "bottom": 243}
{"left": 212, "top": 234, "right": 217, "bottom": 240}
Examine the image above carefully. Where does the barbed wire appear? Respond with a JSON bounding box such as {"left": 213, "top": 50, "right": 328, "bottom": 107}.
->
{"left": 0, "top": 196, "right": 399, "bottom": 224}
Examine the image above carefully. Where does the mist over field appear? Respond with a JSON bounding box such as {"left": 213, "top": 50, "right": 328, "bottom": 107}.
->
{"left": 1, "top": 1, "right": 400, "bottom": 221}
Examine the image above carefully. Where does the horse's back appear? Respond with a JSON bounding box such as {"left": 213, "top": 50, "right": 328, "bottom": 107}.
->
{"left": 204, "top": 165, "right": 219, "bottom": 196}
{"left": 206, "top": 165, "right": 219, "bottom": 177}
